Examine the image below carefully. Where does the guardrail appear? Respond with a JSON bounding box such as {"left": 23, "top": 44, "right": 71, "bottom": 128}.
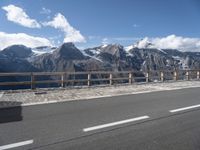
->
{"left": 0, "top": 70, "right": 199, "bottom": 90}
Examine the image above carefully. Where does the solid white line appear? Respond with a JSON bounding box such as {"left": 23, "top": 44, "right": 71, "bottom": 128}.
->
{"left": 169, "top": 104, "right": 200, "bottom": 113}
{"left": 83, "top": 116, "right": 149, "bottom": 132}
{"left": 0, "top": 140, "right": 33, "bottom": 150}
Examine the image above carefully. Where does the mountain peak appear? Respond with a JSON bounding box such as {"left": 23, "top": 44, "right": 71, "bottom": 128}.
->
{"left": 3, "top": 44, "right": 30, "bottom": 50}
{"left": 133, "top": 38, "right": 154, "bottom": 49}
{"left": 61, "top": 42, "right": 76, "bottom": 48}
{"left": 55, "top": 42, "right": 85, "bottom": 60}
{"left": 2, "top": 44, "right": 32, "bottom": 58}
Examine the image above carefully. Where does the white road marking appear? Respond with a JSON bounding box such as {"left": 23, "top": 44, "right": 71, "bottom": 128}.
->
{"left": 0, "top": 140, "right": 33, "bottom": 150}
{"left": 83, "top": 116, "right": 149, "bottom": 132}
{"left": 169, "top": 104, "right": 200, "bottom": 113}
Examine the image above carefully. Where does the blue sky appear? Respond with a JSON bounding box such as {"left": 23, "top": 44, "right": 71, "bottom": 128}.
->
{"left": 0, "top": 0, "right": 200, "bottom": 50}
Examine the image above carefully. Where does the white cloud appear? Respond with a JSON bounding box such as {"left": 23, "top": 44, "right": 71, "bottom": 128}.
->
{"left": 40, "top": 7, "right": 51, "bottom": 14}
{"left": 43, "top": 13, "right": 86, "bottom": 43}
{"left": 0, "top": 32, "right": 52, "bottom": 50}
{"left": 135, "top": 35, "right": 200, "bottom": 52}
{"left": 134, "top": 37, "right": 151, "bottom": 49}
{"left": 102, "top": 38, "right": 109, "bottom": 45}
{"left": 2, "top": 4, "right": 41, "bottom": 28}
{"left": 133, "top": 24, "right": 140, "bottom": 28}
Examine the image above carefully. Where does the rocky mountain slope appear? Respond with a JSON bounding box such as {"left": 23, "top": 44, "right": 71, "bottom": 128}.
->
{"left": 0, "top": 42, "right": 200, "bottom": 74}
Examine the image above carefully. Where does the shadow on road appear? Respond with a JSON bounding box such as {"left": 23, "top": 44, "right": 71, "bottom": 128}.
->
{"left": 0, "top": 101, "right": 23, "bottom": 123}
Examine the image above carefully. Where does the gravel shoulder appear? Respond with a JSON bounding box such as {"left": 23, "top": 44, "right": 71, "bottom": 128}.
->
{"left": 0, "top": 80, "right": 200, "bottom": 108}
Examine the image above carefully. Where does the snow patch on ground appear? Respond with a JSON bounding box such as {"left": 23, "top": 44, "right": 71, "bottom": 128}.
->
{"left": 89, "top": 49, "right": 101, "bottom": 55}
{"left": 166, "top": 59, "right": 171, "bottom": 67}
{"left": 125, "top": 45, "right": 134, "bottom": 56}
{"left": 32, "top": 47, "right": 56, "bottom": 56}
{"left": 89, "top": 56, "right": 103, "bottom": 62}
{"left": 101, "top": 44, "right": 108, "bottom": 48}
{"left": 81, "top": 49, "right": 103, "bottom": 62}
{"left": 142, "top": 61, "right": 146, "bottom": 66}
{"left": 26, "top": 47, "right": 56, "bottom": 62}
{"left": 157, "top": 48, "right": 167, "bottom": 54}
{"left": 172, "top": 56, "right": 181, "bottom": 60}
{"left": 172, "top": 56, "right": 188, "bottom": 69}
{"left": 32, "top": 50, "right": 49, "bottom": 55}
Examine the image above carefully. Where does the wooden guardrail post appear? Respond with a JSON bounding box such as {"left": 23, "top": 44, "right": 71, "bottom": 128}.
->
{"left": 146, "top": 72, "right": 149, "bottom": 83}
{"left": 173, "top": 71, "right": 178, "bottom": 81}
{"left": 61, "top": 73, "right": 65, "bottom": 87}
{"left": 109, "top": 73, "right": 113, "bottom": 85}
{"left": 31, "top": 73, "right": 35, "bottom": 89}
{"left": 197, "top": 71, "right": 200, "bottom": 80}
{"left": 128, "top": 72, "right": 132, "bottom": 84}
{"left": 1, "top": 70, "right": 200, "bottom": 89}
{"left": 160, "top": 71, "right": 164, "bottom": 82}
{"left": 87, "top": 73, "right": 91, "bottom": 86}
{"left": 186, "top": 71, "right": 189, "bottom": 80}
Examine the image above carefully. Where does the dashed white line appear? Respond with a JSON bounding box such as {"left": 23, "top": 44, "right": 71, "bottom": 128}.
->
{"left": 83, "top": 116, "right": 149, "bottom": 132}
{"left": 169, "top": 104, "right": 200, "bottom": 113}
{"left": 0, "top": 140, "right": 33, "bottom": 150}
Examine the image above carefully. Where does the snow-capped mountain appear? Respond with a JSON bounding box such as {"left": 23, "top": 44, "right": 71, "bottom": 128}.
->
{"left": 1, "top": 42, "right": 200, "bottom": 73}
{"left": 1, "top": 42, "right": 200, "bottom": 90}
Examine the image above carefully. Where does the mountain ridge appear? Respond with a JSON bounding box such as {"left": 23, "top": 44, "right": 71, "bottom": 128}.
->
{"left": 0, "top": 42, "right": 200, "bottom": 73}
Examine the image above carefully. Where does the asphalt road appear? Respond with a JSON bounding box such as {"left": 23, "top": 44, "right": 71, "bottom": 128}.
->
{"left": 0, "top": 87, "right": 200, "bottom": 150}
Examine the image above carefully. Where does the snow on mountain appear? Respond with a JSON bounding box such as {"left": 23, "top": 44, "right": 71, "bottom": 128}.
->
{"left": 124, "top": 47, "right": 133, "bottom": 57}
{"left": 86, "top": 48, "right": 101, "bottom": 56}
{"left": 125, "top": 45, "right": 134, "bottom": 52}
{"left": 26, "top": 46, "right": 57, "bottom": 62}
{"left": 1, "top": 42, "right": 200, "bottom": 74}
{"left": 156, "top": 48, "right": 167, "bottom": 54}
{"left": 31, "top": 46, "right": 57, "bottom": 56}
{"left": 81, "top": 48, "right": 102, "bottom": 62}
{"left": 125, "top": 39, "right": 167, "bottom": 55}
{"left": 101, "top": 44, "right": 108, "bottom": 48}
{"left": 172, "top": 56, "right": 189, "bottom": 69}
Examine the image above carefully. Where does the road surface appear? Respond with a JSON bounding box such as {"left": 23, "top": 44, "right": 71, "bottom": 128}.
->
{"left": 0, "top": 87, "right": 200, "bottom": 150}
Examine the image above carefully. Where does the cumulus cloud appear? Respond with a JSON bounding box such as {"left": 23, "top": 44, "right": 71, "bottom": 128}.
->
{"left": 134, "top": 37, "right": 152, "bottom": 49}
{"left": 43, "top": 13, "right": 86, "bottom": 43}
{"left": 2, "top": 4, "right": 41, "bottom": 28}
{"left": 135, "top": 35, "right": 200, "bottom": 52}
{"left": 0, "top": 32, "right": 52, "bottom": 50}
{"left": 102, "top": 38, "right": 109, "bottom": 45}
